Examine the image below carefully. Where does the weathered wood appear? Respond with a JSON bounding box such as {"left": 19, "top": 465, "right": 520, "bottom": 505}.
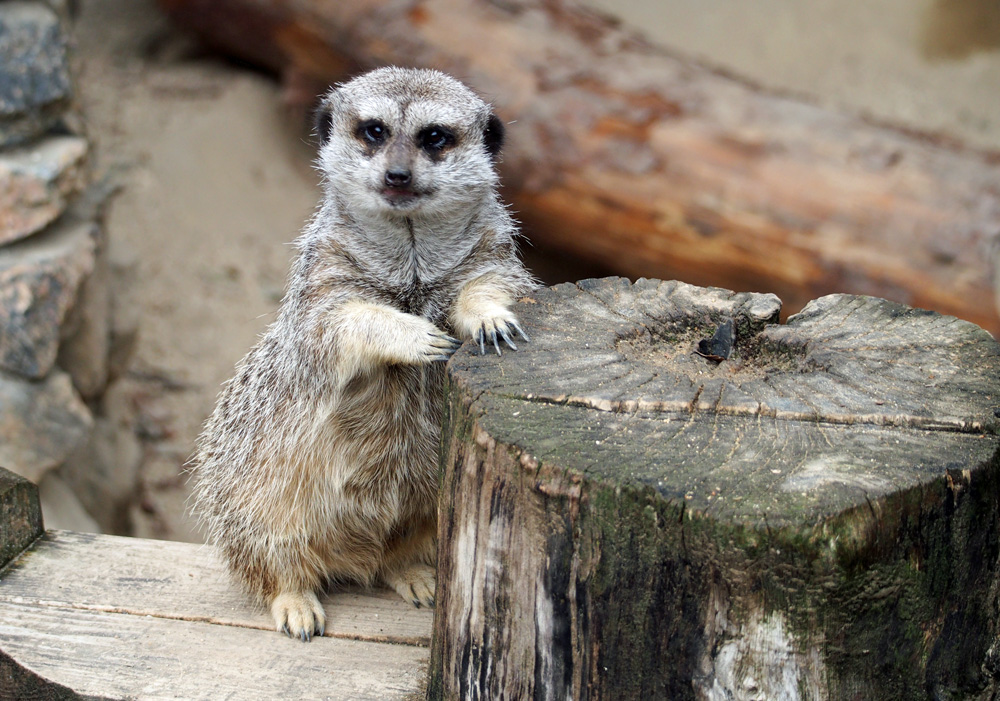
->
{"left": 0, "top": 603, "right": 427, "bottom": 700}
{"left": 0, "top": 530, "right": 433, "bottom": 645}
{"left": 0, "top": 648, "right": 85, "bottom": 701}
{"left": 430, "top": 277, "right": 1000, "bottom": 700}
{"left": 157, "top": 0, "right": 1000, "bottom": 335}
{"left": 0, "top": 531, "right": 432, "bottom": 699}
{"left": 0, "top": 467, "right": 42, "bottom": 569}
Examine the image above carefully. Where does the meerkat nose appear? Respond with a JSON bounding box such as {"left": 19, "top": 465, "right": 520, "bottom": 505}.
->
{"left": 384, "top": 168, "right": 412, "bottom": 187}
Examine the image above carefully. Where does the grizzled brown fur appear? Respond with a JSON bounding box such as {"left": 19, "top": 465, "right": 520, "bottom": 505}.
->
{"left": 190, "top": 67, "right": 535, "bottom": 641}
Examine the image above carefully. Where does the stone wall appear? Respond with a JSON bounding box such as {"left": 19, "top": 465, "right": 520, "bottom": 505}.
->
{"left": 0, "top": 0, "right": 139, "bottom": 534}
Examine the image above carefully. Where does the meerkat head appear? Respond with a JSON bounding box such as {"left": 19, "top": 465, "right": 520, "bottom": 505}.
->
{"left": 314, "top": 67, "right": 504, "bottom": 220}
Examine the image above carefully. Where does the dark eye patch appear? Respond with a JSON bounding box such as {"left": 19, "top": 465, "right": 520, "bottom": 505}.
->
{"left": 356, "top": 119, "right": 389, "bottom": 147}
{"left": 315, "top": 107, "right": 333, "bottom": 147}
{"left": 418, "top": 125, "right": 456, "bottom": 156}
{"left": 483, "top": 114, "right": 504, "bottom": 159}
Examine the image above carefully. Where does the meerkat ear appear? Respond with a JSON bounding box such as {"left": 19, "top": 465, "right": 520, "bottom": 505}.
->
{"left": 314, "top": 104, "right": 334, "bottom": 147}
{"left": 483, "top": 113, "right": 505, "bottom": 159}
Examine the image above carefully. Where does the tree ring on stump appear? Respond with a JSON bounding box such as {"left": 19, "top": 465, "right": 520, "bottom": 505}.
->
{"left": 447, "top": 277, "right": 999, "bottom": 526}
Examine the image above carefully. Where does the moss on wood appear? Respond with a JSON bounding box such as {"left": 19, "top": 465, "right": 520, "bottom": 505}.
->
{"left": 0, "top": 466, "right": 43, "bottom": 569}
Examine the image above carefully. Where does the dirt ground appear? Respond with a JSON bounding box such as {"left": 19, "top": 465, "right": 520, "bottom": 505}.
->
{"left": 586, "top": 0, "right": 1000, "bottom": 150}
{"left": 69, "top": 0, "right": 1000, "bottom": 541}
{"left": 73, "top": 0, "right": 319, "bottom": 540}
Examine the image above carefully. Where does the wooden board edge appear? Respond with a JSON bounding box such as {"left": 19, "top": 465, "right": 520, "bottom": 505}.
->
{"left": 0, "top": 648, "right": 102, "bottom": 701}
{"left": 0, "top": 468, "right": 43, "bottom": 570}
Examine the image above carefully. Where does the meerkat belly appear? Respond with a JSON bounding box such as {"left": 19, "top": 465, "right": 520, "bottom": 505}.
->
{"left": 304, "top": 363, "right": 443, "bottom": 542}
{"left": 337, "top": 364, "right": 441, "bottom": 485}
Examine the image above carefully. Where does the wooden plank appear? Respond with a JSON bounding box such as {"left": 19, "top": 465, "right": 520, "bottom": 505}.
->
{"left": 0, "top": 467, "right": 43, "bottom": 568}
{"left": 0, "top": 600, "right": 427, "bottom": 700}
{"left": 0, "top": 530, "right": 433, "bottom": 646}
{"left": 0, "top": 647, "right": 88, "bottom": 701}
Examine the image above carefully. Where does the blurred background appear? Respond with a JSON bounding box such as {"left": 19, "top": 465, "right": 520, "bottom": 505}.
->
{"left": 3, "top": 0, "right": 997, "bottom": 541}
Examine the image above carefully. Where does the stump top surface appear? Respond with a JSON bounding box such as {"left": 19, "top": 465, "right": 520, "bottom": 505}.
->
{"left": 449, "top": 278, "right": 1000, "bottom": 526}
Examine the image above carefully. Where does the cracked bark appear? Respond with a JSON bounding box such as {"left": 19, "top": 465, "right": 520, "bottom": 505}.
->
{"left": 430, "top": 277, "right": 1000, "bottom": 700}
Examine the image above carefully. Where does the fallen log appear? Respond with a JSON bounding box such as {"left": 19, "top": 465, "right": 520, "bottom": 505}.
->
{"left": 431, "top": 277, "right": 1000, "bottom": 699}
{"left": 158, "top": 0, "right": 1000, "bottom": 335}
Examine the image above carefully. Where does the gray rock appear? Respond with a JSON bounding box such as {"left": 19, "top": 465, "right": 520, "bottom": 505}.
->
{"left": 0, "top": 135, "right": 88, "bottom": 245}
{"left": 37, "top": 470, "right": 101, "bottom": 533}
{"left": 106, "top": 236, "right": 139, "bottom": 381}
{"left": 58, "top": 414, "right": 141, "bottom": 534}
{"left": 0, "top": 217, "right": 97, "bottom": 378}
{"left": 0, "top": 2, "right": 71, "bottom": 148}
{"left": 39, "top": 0, "right": 75, "bottom": 24}
{"left": 57, "top": 235, "right": 110, "bottom": 398}
{"left": 0, "top": 368, "right": 92, "bottom": 483}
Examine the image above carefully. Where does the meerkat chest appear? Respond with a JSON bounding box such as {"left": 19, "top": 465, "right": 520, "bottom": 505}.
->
{"left": 397, "top": 281, "right": 452, "bottom": 322}
{"left": 359, "top": 269, "right": 456, "bottom": 326}
{"left": 375, "top": 219, "right": 476, "bottom": 294}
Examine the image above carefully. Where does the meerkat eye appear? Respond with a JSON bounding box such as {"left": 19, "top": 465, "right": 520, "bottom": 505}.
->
{"left": 419, "top": 126, "right": 456, "bottom": 154}
{"left": 356, "top": 120, "right": 388, "bottom": 146}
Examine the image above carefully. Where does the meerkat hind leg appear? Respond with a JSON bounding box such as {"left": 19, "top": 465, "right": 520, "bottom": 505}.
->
{"left": 271, "top": 590, "right": 326, "bottom": 642}
{"left": 385, "top": 563, "right": 436, "bottom": 608}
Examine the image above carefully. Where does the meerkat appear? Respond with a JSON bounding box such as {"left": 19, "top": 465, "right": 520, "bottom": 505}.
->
{"left": 190, "top": 67, "right": 536, "bottom": 642}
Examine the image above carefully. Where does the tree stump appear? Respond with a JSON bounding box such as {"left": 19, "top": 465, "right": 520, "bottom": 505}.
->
{"left": 429, "top": 277, "right": 1000, "bottom": 700}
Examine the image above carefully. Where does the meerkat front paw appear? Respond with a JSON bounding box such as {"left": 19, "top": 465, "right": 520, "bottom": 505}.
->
{"left": 336, "top": 299, "right": 461, "bottom": 375}
{"left": 271, "top": 590, "right": 326, "bottom": 642}
{"left": 421, "top": 327, "right": 463, "bottom": 363}
{"left": 386, "top": 564, "right": 436, "bottom": 608}
{"left": 473, "top": 315, "right": 529, "bottom": 356}
{"left": 451, "top": 275, "right": 529, "bottom": 356}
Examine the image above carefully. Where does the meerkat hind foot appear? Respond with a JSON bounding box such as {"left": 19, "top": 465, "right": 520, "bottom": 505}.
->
{"left": 386, "top": 564, "right": 436, "bottom": 608}
{"left": 271, "top": 590, "right": 326, "bottom": 642}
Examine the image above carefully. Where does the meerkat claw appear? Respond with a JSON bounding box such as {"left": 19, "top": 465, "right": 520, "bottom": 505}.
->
{"left": 429, "top": 332, "right": 461, "bottom": 347}
{"left": 387, "top": 564, "right": 436, "bottom": 608}
{"left": 272, "top": 591, "right": 325, "bottom": 642}
{"left": 475, "top": 320, "right": 526, "bottom": 356}
{"left": 427, "top": 332, "right": 462, "bottom": 362}
{"left": 499, "top": 327, "right": 517, "bottom": 351}
{"left": 511, "top": 320, "right": 530, "bottom": 342}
